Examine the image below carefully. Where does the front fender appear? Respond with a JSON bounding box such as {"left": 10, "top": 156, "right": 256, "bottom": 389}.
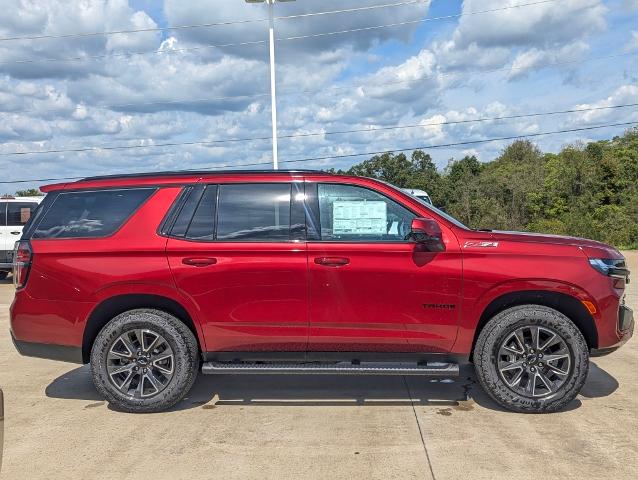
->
{"left": 452, "top": 278, "right": 598, "bottom": 353}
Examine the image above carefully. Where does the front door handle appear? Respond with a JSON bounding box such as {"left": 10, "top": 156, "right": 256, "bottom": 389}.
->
{"left": 314, "top": 257, "right": 350, "bottom": 267}
{"left": 10, "top": 231, "right": 20, "bottom": 235}
{"left": 182, "top": 257, "right": 217, "bottom": 267}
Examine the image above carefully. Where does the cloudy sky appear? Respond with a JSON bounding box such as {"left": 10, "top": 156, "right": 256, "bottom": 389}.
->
{"left": 0, "top": 0, "right": 637, "bottom": 190}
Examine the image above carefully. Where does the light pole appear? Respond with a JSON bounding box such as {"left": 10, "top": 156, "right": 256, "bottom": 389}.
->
{"left": 245, "top": 0, "right": 295, "bottom": 170}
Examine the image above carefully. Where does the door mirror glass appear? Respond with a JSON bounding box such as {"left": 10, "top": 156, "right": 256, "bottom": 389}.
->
{"left": 408, "top": 218, "right": 445, "bottom": 251}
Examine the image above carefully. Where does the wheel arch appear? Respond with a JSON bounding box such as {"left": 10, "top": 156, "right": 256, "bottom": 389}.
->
{"left": 82, "top": 294, "right": 201, "bottom": 363}
{"left": 471, "top": 290, "right": 598, "bottom": 358}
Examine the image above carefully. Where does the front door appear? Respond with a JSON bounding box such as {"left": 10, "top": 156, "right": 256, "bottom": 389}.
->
{"left": 306, "top": 182, "right": 462, "bottom": 353}
{"left": 166, "top": 182, "right": 309, "bottom": 353}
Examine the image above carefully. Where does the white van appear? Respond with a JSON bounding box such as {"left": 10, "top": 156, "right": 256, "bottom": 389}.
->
{"left": 0, "top": 196, "right": 43, "bottom": 279}
{"left": 401, "top": 188, "right": 433, "bottom": 205}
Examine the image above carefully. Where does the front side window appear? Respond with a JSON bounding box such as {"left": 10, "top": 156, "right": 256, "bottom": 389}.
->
{"left": 7, "top": 202, "right": 39, "bottom": 227}
{"left": 318, "top": 184, "right": 416, "bottom": 242}
{"left": 216, "top": 183, "right": 292, "bottom": 241}
{"left": 0, "top": 202, "right": 6, "bottom": 226}
{"left": 33, "top": 188, "right": 155, "bottom": 239}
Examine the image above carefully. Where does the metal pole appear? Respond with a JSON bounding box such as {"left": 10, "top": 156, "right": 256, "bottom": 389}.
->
{"left": 267, "top": 0, "right": 279, "bottom": 170}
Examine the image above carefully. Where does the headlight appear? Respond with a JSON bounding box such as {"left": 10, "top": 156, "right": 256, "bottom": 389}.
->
{"left": 588, "top": 258, "right": 629, "bottom": 279}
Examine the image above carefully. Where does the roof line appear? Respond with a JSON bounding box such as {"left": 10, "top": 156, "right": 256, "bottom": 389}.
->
{"left": 81, "top": 169, "right": 328, "bottom": 181}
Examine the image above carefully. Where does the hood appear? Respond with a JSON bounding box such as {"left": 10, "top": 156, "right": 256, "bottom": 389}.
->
{"left": 485, "top": 230, "right": 623, "bottom": 259}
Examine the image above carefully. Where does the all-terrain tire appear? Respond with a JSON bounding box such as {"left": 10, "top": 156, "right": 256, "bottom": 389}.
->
{"left": 473, "top": 304, "right": 589, "bottom": 413}
{"left": 90, "top": 309, "right": 199, "bottom": 413}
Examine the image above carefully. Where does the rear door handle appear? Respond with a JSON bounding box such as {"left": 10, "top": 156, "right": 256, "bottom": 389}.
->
{"left": 10, "top": 231, "right": 20, "bottom": 235}
{"left": 314, "top": 257, "right": 350, "bottom": 267}
{"left": 182, "top": 257, "right": 217, "bottom": 267}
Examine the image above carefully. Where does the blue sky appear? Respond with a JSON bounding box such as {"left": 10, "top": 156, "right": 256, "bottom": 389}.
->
{"left": 0, "top": 0, "right": 637, "bottom": 190}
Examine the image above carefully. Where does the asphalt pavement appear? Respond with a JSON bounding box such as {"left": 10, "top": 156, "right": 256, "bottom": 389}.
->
{"left": 0, "top": 252, "right": 636, "bottom": 479}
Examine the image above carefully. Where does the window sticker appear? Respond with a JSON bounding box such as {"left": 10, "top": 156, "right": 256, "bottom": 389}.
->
{"left": 20, "top": 207, "right": 31, "bottom": 224}
{"left": 332, "top": 200, "right": 387, "bottom": 235}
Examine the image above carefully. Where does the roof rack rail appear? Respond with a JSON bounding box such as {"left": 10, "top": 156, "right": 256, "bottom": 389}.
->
{"left": 81, "top": 169, "right": 329, "bottom": 182}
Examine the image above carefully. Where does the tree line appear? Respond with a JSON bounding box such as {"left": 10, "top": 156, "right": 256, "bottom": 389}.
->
{"left": 330, "top": 127, "right": 638, "bottom": 248}
{"left": 9, "top": 128, "right": 637, "bottom": 248}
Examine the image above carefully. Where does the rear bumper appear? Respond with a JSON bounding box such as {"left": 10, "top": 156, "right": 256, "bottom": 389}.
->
{"left": 11, "top": 332, "right": 83, "bottom": 364}
{"left": 591, "top": 305, "right": 634, "bottom": 357}
{"left": 10, "top": 289, "right": 91, "bottom": 354}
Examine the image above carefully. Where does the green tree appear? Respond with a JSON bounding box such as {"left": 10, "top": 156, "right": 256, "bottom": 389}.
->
{"left": 15, "top": 188, "right": 43, "bottom": 197}
{"left": 330, "top": 127, "right": 638, "bottom": 248}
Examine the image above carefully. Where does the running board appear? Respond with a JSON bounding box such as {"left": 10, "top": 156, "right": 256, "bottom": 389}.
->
{"left": 201, "top": 361, "right": 459, "bottom": 376}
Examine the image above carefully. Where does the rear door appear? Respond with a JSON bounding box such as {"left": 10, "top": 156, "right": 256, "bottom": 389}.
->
{"left": 7, "top": 201, "right": 39, "bottom": 239}
{"left": 166, "top": 182, "right": 309, "bottom": 353}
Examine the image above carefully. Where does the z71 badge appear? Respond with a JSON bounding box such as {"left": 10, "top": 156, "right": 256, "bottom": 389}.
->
{"left": 463, "top": 241, "right": 499, "bottom": 248}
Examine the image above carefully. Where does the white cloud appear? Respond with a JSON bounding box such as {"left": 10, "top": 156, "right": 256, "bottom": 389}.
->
{"left": 570, "top": 84, "right": 638, "bottom": 124}
{"left": 433, "top": 0, "right": 607, "bottom": 78}
{"left": 507, "top": 41, "right": 590, "bottom": 79}
{"left": 626, "top": 31, "right": 638, "bottom": 52}
{"left": 164, "top": 0, "right": 432, "bottom": 61}
{"left": 0, "top": 0, "right": 159, "bottom": 79}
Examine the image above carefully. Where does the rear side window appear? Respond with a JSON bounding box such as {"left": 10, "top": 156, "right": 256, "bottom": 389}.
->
{"left": 217, "top": 184, "right": 291, "bottom": 241}
{"left": 7, "top": 202, "right": 39, "bottom": 227}
{"left": 33, "top": 188, "right": 155, "bottom": 239}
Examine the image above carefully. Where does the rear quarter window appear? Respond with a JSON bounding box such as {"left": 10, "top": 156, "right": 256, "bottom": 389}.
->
{"left": 32, "top": 188, "right": 156, "bottom": 239}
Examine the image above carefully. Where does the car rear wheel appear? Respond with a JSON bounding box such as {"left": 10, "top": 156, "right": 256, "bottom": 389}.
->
{"left": 473, "top": 305, "right": 589, "bottom": 413}
{"left": 90, "top": 309, "right": 199, "bottom": 413}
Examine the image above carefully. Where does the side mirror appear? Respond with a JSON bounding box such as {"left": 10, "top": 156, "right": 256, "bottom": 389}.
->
{"left": 408, "top": 218, "right": 445, "bottom": 251}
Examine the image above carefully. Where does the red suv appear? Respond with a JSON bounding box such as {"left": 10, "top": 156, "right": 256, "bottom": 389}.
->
{"left": 10, "top": 170, "right": 633, "bottom": 413}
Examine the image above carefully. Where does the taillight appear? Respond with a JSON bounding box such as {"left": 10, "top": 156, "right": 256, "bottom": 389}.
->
{"left": 13, "top": 240, "right": 32, "bottom": 289}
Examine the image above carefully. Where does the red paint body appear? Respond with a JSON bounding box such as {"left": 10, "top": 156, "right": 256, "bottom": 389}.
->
{"left": 9, "top": 172, "right": 632, "bottom": 362}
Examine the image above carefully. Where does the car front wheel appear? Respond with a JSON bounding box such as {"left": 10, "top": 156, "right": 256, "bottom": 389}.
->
{"left": 473, "top": 305, "right": 589, "bottom": 413}
{"left": 90, "top": 309, "right": 199, "bottom": 413}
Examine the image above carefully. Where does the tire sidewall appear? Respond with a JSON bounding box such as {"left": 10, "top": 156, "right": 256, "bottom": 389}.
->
{"left": 474, "top": 305, "right": 589, "bottom": 413}
{"left": 90, "top": 309, "right": 198, "bottom": 413}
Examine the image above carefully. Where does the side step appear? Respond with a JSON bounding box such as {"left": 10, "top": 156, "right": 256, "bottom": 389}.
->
{"left": 202, "top": 361, "right": 459, "bottom": 376}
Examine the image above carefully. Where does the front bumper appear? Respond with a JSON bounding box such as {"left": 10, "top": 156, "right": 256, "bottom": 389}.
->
{"left": 591, "top": 305, "right": 634, "bottom": 357}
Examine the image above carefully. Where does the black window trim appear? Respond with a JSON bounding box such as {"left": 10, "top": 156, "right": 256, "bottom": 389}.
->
{"left": 31, "top": 187, "right": 159, "bottom": 241}
{"left": 164, "top": 182, "right": 307, "bottom": 244}
{"left": 309, "top": 181, "right": 421, "bottom": 245}
{"left": 0, "top": 201, "right": 7, "bottom": 227}
{"left": 22, "top": 192, "right": 59, "bottom": 240}
{"left": 184, "top": 184, "right": 218, "bottom": 241}
{"left": 158, "top": 186, "right": 194, "bottom": 237}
